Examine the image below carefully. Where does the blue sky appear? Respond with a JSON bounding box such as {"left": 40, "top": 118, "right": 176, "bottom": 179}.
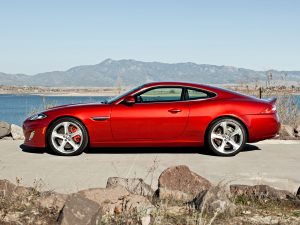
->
{"left": 0, "top": 0, "right": 299, "bottom": 74}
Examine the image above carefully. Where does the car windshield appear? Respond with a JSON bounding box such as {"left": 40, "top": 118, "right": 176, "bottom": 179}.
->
{"left": 106, "top": 85, "right": 144, "bottom": 104}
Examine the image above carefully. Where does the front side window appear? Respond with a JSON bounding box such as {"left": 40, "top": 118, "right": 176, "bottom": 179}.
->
{"left": 136, "top": 87, "right": 183, "bottom": 103}
{"left": 107, "top": 85, "right": 144, "bottom": 104}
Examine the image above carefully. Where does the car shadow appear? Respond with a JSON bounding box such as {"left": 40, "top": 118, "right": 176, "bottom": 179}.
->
{"left": 20, "top": 144, "right": 261, "bottom": 156}
{"left": 19, "top": 144, "right": 52, "bottom": 155}
{"left": 84, "top": 144, "right": 261, "bottom": 156}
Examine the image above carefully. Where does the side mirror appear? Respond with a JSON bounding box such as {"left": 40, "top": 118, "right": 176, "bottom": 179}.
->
{"left": 123, "top": 96, "right": 135, "bottom": 105}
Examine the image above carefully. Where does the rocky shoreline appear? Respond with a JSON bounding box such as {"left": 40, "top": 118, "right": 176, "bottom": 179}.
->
{"left": 1, "top": 84, "right": 300, "bottom": 97}
{"left": 0, "top": 85, "right": 122, "bottom": 96}
{"left": 0, "top": 121, "right": 24, "bottom": 141}
{"left": 0, "top": 165, "right": 299, "bottom": 225}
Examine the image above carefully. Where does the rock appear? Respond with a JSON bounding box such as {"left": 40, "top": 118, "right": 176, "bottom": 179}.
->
{"left": 296, "top": 186, "right": 300, "bottom": 197}
{"left": 0, "top": 179, "right": 30, "bottom": 197}
{"left": 97, "top": 194, "right": 155, "bottom": 225}
{"left": 281, "top": 124, "right": 295, "bottom": 137}
{"left": 38, "top": 191, "right": 67, "bottom": 211}
{"left": 0, "top": 179, "right": 66, "bottom": 211}
{"left": 106, "top": 177, "right": 154, "bottom": 197}
{"left": 0, "top": 179, "right": 63, "bottom": 225}
{"left": 194, "top": 185, "right": 236, "bottom": 215}
{"left": 294, "top": 125, "right": 300, "bottom": 137}
{"left": 0, "top": 121, "right": 11, "bottom": 138}
{"left": 57, "top": 193, "right": 101, "bottom": 225}
{"left": 100, "top": 192, "right": 154, "bottom": 214}
{"left": 158, "top": 165, "right": 212, "bottom": 202}
{"left": 78, "top": 185, "right": 130, "bottom": 205}
{"left": 100, "top": 194, "right": 153, "bottom": 225}
{"left": 230, "top": 184, "right": 296, "bottom": 201}
{"left": 10, "top": 124, "right": 25, "bottom": 140}
{"left": 78, "top": 185, "right": 154, "bottom": 225}
{"left": 1, "top": 136, "right": 13, "bottom": 140}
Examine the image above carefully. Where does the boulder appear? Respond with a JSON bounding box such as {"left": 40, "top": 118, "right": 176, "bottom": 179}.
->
{"left": 106, "top": 177, "right": 154, "bottom": 198}
{"left": 100, "top": 192, "right": 154, "bottom": 214}
{"left": 0, "top": 179, "right": 30, "bottom": 197}
{"left": 294, "top": 125, "right": 300, "bottom": 137}
{"left": 11, "top": 124, "right": 25, "bottom": 140}
{"left": 0, "top": 179, "right": 66, "bottom": 211}
{"left": 194, "top": 185, "right": 236, "bottom": 215}
{"left": 77, "top": 185, "right": 154, "bottom": 225}
{"left": 78, "top": 185, "right": 130, "bottom": 205}
{"left": 1, "top": 136, "right": 13, "bottom": 140}
{"left": 296, "top": 186, "right": 300, "bottom": 198}
{"left": 57, "top": 193, "right": 101, "bottom": 225}
{"left": 100, "top": 193, "right": 153, "bottom": 225}
{"left": 230, "top": 184, "right": 296, "bottom": 201}
{"left": 158, "top": 165, "right": 212, "bottom": 202}
{"left": 0, "top": 179, "right": 64, "bottom": 225}
{"left": 38, "top": 191, "right": 67, "bottom": 211}
{"left": 281, "top": 124, "right": 295, "bottom": 137}
{"left": 0, "top": 121, "right": 11, "bottom": 138}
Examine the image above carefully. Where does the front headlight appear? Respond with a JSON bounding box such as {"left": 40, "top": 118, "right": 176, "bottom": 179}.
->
{"left": 30, "top": 113, "right": 47, "bottom": 120}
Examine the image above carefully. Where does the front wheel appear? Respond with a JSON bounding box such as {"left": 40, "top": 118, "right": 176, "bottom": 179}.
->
{"left": 207, "top": 118, "right": 247, "bottom": 156}
{"left": 47, "top": 117, "right": 88, "bottom": 156}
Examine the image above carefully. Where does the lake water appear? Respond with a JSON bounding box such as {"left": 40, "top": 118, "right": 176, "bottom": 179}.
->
{"left": 0, "top": 94, "right": 299, "bottom": 126}
{"left": 0, "top": 94, "right": 110, "bottom": 126}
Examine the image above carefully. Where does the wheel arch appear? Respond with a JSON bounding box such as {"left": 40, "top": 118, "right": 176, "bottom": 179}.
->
{"left": 45, "top": 115, "right": 90, "bottom": 147}
{"left": 204, "top": 115, "right": 249, "bottom": 143}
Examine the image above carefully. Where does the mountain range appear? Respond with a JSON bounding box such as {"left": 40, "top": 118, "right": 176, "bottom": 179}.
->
{"left": 0, "top": 59, "right": 300, "bottom": 87}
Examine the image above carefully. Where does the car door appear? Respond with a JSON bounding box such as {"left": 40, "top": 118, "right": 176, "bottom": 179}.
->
{"left": 110, "top": 87, "right": 190, "bottom": 141}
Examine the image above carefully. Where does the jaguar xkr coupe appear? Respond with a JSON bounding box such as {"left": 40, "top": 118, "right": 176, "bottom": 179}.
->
{"left": 23, "top": 82, "right": 280, "bottom": 156}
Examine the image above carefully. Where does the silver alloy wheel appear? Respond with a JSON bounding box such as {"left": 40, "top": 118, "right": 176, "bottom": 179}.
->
{"left": 210, "top": 120, "right": 243, "bottom": 154}
{"left": 51, "top": 121, "right": 83, "bottom": 154}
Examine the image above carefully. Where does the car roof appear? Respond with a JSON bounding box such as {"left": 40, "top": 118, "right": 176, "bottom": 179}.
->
{"left": 142, "top": 81, "right": 252, "bottom": 99}
{"left": 143, "top": 81, "right": 214, "bottom": 90}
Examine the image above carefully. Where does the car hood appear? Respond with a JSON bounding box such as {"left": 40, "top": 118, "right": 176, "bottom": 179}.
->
{"left": 45, "top": 102, "right": 106, "bottom": 112}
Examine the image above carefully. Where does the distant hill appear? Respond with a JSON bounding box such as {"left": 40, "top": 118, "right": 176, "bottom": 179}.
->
{"left": 0, "top": 59, "right": 300, "bottom": 87}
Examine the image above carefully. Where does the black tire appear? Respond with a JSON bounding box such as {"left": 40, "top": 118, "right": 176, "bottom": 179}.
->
{"left": 206, "top": 117, "right": 247, "bottom": 156}
{"left": 47, "top": 117, "right": 88, "bottom": 156}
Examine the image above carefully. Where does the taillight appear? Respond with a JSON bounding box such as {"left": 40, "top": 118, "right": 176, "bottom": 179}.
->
{"left": 261, "top": 105, "right": 277, "bottom": 114}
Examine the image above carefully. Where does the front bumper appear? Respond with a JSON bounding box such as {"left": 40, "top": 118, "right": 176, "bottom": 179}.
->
{"left": 23, "top": 120, "right": 48, "bottom": 148}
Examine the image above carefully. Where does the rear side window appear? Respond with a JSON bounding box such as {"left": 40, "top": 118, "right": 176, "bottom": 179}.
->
{"left": 187, "top": 88, "right": 215, "bottom": 100}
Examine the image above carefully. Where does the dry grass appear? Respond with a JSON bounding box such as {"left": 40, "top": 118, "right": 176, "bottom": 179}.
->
{"left": 232, "top": 195, "right": 300, "bottom": 225}
{"left": 97, "top": 195, "right": 300, "bottom": 225}
{"left": 228, "top": 84, "right": 300, "bottom": 138}
{"left": 0, "top": 178, "right": 59, "bottom": 225}
{"left": 1, "top": 173, "right": 300, "bottom": 225}
{"left": 97, "top": 163, "right": 234, "bottom": 225}
{"left": 96, "top": 159, "right": 300, "bottom": 224}
{"left": 97, "top": 187, "right": 300, "bottom": 225}
{"left": 28, "top": 96, "right": 56, "bottom": 116}
{"left": 255, "top": 87, "right": 299, "bottom": 129}
{"left": 275, "top": 94, "right": 299, "bottom": 128}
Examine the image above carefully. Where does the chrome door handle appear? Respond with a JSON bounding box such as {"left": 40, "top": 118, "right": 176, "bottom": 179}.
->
{"left": 168, "top": 108, "right": 182, "bottom": 113}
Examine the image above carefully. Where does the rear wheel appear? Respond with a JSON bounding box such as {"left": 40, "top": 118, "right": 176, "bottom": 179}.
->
{"left": 47, "top": 117, "right": 88, "bottom": 156}
{"left": 207, "top": 118, "right": 246, "bottom": 156}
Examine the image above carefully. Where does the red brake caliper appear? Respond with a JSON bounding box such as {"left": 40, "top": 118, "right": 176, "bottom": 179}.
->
{"left": 69, "top": 125, "right": 81, "bottom": 143}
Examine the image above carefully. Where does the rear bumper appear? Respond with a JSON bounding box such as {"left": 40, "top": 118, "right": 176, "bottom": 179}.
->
{"left": 243, "top": 113, "right": 280, "bottom": 142}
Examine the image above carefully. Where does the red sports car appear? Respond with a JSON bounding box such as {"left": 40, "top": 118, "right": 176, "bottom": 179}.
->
{"left": 23, "top": 82, "right": 280, "bottom": 156}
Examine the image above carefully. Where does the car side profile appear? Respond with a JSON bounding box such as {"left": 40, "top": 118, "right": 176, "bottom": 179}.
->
{"left": 23, "top": 82, "right": 280, "bottom": 156}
